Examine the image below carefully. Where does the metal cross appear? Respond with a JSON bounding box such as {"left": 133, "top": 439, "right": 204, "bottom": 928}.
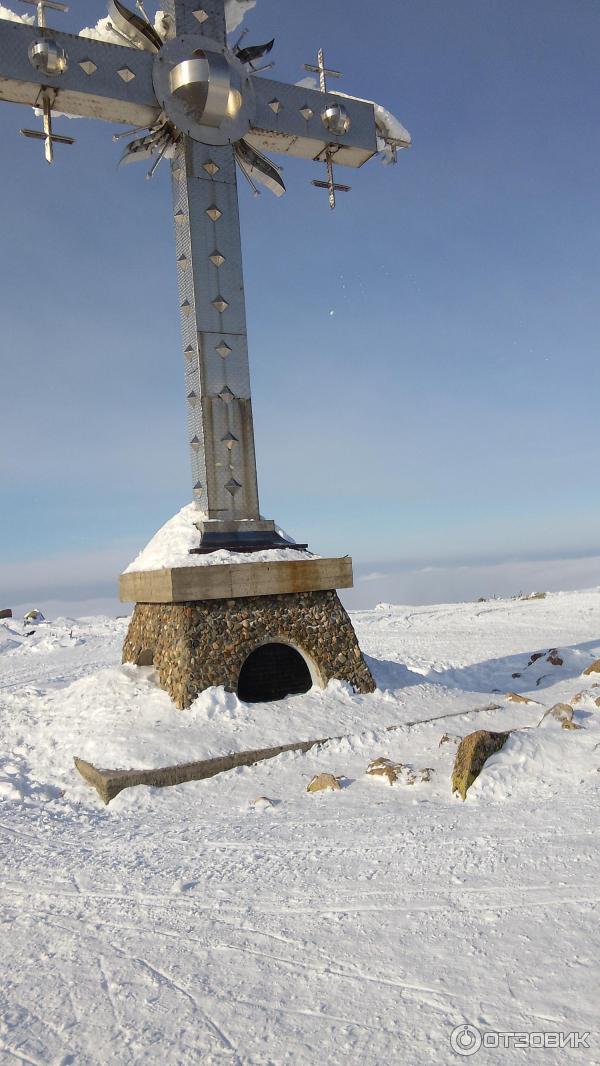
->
{"left": 304, "top": 47, "right": 341, "bottom": 94}
{"left": 0, "top": 0, "right": 397, "bottom": 552}
{"left": 304, "top": 48, "right": 350, "bottom": 210}
{"left": 20, "top": 90, "right": 75, "bottom": 163}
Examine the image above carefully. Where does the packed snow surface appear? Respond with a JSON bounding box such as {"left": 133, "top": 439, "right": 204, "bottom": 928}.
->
{"left": 1, "top": 590, "right": 599, "bottom": 1062}
{"left": 124, "top": 502, "right": 317, "bottom": 571}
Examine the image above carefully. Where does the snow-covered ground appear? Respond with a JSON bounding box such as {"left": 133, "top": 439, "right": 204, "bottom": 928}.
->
{"left": 1, "top": 589, "right": 599, "bottom": 1063}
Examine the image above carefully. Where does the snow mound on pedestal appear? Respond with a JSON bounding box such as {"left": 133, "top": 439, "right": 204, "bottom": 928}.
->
{"left": 124, "top": 503, "right": 317, "bottom": 573}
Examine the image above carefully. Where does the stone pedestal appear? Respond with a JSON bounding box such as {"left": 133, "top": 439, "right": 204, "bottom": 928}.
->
{"left": 122, "top": 589, "right": 375, "bottom": 709}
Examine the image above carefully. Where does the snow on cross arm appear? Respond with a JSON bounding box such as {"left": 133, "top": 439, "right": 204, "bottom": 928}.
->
{"left": 297, "top": 75, "right": 412, "bottom": 163}
{"left": 224, "top": 0, "right": 257, "bottom": 32}
{"left": 79, "top": 2, "right": 257, "bottom": 44}
{"left": 0, "top": 4, "right": 33, "bottom": 22}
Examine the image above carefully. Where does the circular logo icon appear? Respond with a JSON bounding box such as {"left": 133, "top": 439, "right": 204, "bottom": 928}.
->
{"left": 450, "top": 1024, "right": 482, "bottom": 1056}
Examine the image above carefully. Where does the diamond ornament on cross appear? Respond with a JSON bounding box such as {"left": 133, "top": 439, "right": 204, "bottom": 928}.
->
{"left": 0, "top": 0, "right": 407, "bottom": 552}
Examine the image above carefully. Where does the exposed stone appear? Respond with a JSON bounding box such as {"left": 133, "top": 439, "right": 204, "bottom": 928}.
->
{"left": 367, "top": 757, "right": 402, "bottom": 785}
{"left": 505, "top": 692, "right": 538, "bottom": 705}
{"left": 0, "top": 608, "right": 12, "bottom": 619}
{"left": 451, "top": 730, "right": 510, "bottom": 800}
{"left": 573, "top": 687, "right": 600, "bottom": 705}
{"left": 123, "top": 589, "right": 375, "bottom": 709}
{"left": 538, "top": 703, "right": 574, "bottom": 727}
{"left": 420, "top": 767, "right": 434, "bottom": 783}
{"left": 250, "top": 796, "right": 274, "bottom": 811}
{"left": 372, "top": 766, "right": 398, "bottom": 785}
{"left": 583, "top": 659, "right": 600, "bottom": 676}
{"left": 546, "top": 650, "right": 564, "bottom": 666}
{"left": 528, "top": 652, "right": 544, "bottom": 665}
{"left": 307, "top": 773, "right": 341, "bottom": 793}
{"left": 561, "top": 720, "right": 583, "bottom": 731}
{"left": 439, "top": 733, "right": 461, "bottom": 747}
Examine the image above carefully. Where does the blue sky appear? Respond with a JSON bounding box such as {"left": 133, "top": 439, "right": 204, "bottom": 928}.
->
{"left": 1, "top": 0, "right": 600, "bottom": 612}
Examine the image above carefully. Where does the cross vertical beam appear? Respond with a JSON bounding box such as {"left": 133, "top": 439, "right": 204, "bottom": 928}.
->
{"left": 171, "top": 138, "right": 261, "bottom": 521}
{"left": 163, "top": 0, "right": 261, "bottom": 522}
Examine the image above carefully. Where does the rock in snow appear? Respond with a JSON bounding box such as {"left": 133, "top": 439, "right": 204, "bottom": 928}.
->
{"left": 505, "top": 691, "right": 539, "bottom": 704}
{"left": 537, "top": 702, "right": 574, "bottom": 727}
{"left": 307, "top": 772, "right": 342, "bottom": 793}
{"left": 366, "top": 756, "right": 402, "bottom": 785}
{"left": 249, "top": 795, "right": 274, "bottom": 811}
{"left": 451, "top": 729, "right": 511, "bottom": 800}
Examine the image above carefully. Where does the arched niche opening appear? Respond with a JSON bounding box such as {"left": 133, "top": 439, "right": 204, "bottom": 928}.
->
{"left": 237, "top": 642, "right": 315, "bottom": 703}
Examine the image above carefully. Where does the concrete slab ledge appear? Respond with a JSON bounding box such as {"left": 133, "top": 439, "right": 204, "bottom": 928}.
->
{"left": 74, "top": 701, "right": 503, "bottom": 805}
{"left": 74, "top": 738, "right": 329, "bottom": 805}
{"left": 119, "top": 556, "right": 353, "bottom": 604}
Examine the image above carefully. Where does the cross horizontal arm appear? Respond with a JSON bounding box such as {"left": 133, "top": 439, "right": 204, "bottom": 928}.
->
{"left": 0, "top": 20, "right": 159, "bottom": 127}
{"left": 246, "top": 77, "right": 377, "bottom": 168}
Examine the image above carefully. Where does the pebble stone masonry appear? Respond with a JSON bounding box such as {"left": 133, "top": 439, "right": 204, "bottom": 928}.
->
{"left": 123, "top": 592, "right": 376, "bottom": 709}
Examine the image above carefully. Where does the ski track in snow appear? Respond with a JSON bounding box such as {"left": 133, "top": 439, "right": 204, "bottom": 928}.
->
{"left": 1, "top": 591, "right": 600, "bottom": 1063}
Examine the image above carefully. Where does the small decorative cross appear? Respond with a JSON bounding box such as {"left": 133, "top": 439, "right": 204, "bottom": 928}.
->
{"left": 18, "top": 0, "right": 74, "bottom": 163}
{"left": 20, "top": 91, "right": 75, "bottom": 163}
{"left": 304, "top": 47, "right": 341, "bottom": 94}
{"left": 311, "top": 151, "right": 351, "bottom": 211}
{"left": 305, "top": 48, "right": 351, "bottom": 210}
{"left": 20, "top": 0, "right": 68, "bottom": 30}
